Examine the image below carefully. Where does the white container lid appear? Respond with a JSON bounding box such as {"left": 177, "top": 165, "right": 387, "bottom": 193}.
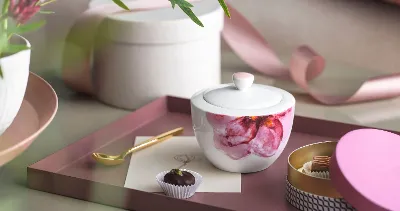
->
{"left": 89, "top": 0, "right": 136, "bottom": 8}
{"left": 98, "top": 0, "right": 224, "bottom": 44}
{"left": 191, "top": 72, "right": 295, "bottom": 116}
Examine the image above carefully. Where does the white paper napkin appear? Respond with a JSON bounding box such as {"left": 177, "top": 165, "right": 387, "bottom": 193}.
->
{"left": 124, "top": 136, "right": 241, "bottom": 193}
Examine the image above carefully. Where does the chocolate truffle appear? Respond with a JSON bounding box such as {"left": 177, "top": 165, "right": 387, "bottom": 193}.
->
{"left": 311, "top": 156, "right": 330, "bottom": 172}
{"left": 163, "top": 169, "right": 195, "bottom": 186}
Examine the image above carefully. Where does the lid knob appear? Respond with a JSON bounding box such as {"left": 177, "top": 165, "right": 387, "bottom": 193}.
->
{"left": 232, "top": 72, "right": 254, "bottom": 91}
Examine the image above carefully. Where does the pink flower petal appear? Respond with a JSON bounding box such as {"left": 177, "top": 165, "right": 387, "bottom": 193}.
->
{"left": 273, "top": 108, "right": 292, "bottom": 119}
{"left": 208, "top": 111, "right": 290, "bottom": 160}
{"left": 214, "top": 133, "right": 251, "bottom": 160}
{"left": 249, "top": 119, "right": 283, "bottom": 157}
{"left": 210, "top": 115, "right": 257, "bottom": 160}
{"left": 8, "top": 0, "right": 41, "bottom": 24}
{"left": 224, "top": 117, "right": 257, "bottom": 145}
{"left": 206, "top": 113, "right": 236, "bottom": 128}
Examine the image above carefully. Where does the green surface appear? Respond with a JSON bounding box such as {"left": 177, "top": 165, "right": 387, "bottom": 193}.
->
{"left": 0, "top": 71, "right": 130, "bottom": 211}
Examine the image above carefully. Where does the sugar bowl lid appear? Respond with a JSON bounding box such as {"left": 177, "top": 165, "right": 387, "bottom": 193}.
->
{"left": 330, "top": 129, "right": 400, "bottom": 211}
{"left": 191, "top": 72, "right": 295, "bottom": 116}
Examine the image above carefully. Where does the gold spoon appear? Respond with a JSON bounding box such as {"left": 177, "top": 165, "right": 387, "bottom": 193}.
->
{"left": 92, "top": 127, "right": 184, "bottom": 166}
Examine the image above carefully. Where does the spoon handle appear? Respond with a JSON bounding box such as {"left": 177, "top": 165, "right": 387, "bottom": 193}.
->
{"left": 121, "top": 127, "right": 184, "bottom": 158}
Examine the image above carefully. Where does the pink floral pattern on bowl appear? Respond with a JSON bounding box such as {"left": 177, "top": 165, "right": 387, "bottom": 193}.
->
{"left": 206, "top": 108, "right": 293, "bottom": 160}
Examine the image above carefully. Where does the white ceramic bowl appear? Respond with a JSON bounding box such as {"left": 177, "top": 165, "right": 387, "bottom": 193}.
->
{"left": 191, "top": 72, "right": 295, "bottom": 173}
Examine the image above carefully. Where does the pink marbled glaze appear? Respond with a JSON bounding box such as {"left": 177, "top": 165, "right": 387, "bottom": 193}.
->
{"left": 206, "top": 108, "right": 293, "bottom": 160}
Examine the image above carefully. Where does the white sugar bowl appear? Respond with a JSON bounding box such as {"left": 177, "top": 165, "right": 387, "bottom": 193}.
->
{"left": 191, "top": 72, "right": 295, "bottom": 173}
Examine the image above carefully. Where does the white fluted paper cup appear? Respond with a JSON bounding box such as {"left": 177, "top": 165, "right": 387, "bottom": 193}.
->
{"left": 302, "top": 161, "right": 330, "bottom": 179}
{"left": 156, "top": 169, "right": 203, "bottom": 199}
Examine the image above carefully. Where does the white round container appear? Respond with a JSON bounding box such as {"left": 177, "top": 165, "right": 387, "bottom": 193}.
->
{"left": 191, "top": 72, "right": 296, "bottom": 173}
{"left": 92, "top": 0, "right": 224, "bottom": 109}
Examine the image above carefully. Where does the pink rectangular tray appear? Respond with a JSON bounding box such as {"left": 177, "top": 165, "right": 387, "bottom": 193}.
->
{"left": 27, "top": 96, "right": 387, "bottom": 211}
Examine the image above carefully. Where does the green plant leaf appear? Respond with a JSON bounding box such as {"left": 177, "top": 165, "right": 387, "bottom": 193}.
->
{"left": 4, "top": 44, "right": 30, "bottom": 54}
{"left": 169, "top": 0, "right": 193, "bottom": 8}
{"left": 39, "top": 10, "right": 55, "bottom": 14}
{"left": 218, "top": 0, "right": 231, "bottom": 18}
{"left": 0, "top": 34, "right": 8, "bottom": 53}
{"left": 38, "top": 0, "right": 57, "bottom": 7}
{"left": 0, "top": 35, "right": 8, "bottom": 78}
{"left": 112, "top": 0, "right": 130, "bottom": 10}
{"left": 169, "top": 0, "right": 176, "bottom": 8}
{"left": 169, "top": 0, "right": 202, "bottom": 27}
{"left": 11, "top": 20, "right": 46, "bottom": 35}
{"left": 179, "top": 5, "right": 203, "bottom": 27}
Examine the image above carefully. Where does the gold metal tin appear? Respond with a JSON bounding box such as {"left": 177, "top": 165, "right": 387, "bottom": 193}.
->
{"left": 287, "top": 141, "right": 342, "bottom": 198}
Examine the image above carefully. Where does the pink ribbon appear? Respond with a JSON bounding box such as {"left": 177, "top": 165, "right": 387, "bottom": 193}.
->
{"left": 62, "top": 0, "right": 400, "bottom": 105}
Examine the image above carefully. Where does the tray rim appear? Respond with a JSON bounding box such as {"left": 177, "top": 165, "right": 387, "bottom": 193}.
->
{"left": 27, "top": 95, "right": 400, "bottom": 211}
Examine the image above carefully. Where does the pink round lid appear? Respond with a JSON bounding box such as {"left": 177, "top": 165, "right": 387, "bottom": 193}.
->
{"left": 330, "top": 129, "right": 400, "bottom": 211}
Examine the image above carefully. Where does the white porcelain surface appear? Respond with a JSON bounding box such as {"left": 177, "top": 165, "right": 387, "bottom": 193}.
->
{"left": 192, "top": 73, "right": 295, "bottom": 117}
{"left": 202, "top": 73, "right": 285, "bottom": 111}
{"left": 191, "top": 107, "right": 294, "bottom": 173}
{"left": 191, "top": 72, "right": 295, "bottom": 173}
{"left": 232, "top": 72, "right": 254, "bottom": 91}
{"left": 0, "top": 36, "right": 30, "bottom": 136}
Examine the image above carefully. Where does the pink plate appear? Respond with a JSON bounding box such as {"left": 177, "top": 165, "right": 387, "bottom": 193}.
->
{"left": 330, "top": 129, "right": 400, "bottom": 211}
{"left": 0, "top": 72, "right": 58, "bottom": 166}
